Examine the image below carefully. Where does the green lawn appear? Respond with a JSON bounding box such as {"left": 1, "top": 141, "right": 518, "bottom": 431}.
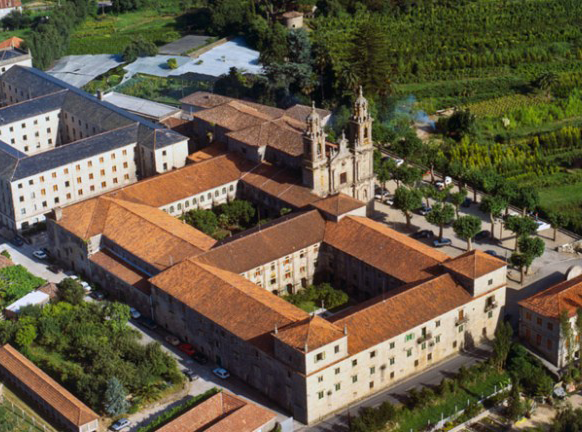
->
{"left": 67, "top": 10, "right": 185, "bottom": 55}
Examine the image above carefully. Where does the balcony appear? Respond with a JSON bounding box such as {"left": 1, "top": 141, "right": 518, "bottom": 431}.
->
{"left": 417, "top": 333, "right": 432, "bottom": 344}
{"left": 455, "top": 316, "right": 469, "bottom": 326}
{"left": 485, "top": 300, "right": 498, "bottom": 312}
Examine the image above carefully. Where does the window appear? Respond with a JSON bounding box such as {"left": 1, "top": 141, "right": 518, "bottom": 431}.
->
{"left": 526, "top": 312, "right": 531, "bottom": 320}
{"left": 111, "top": 153, "right": 116, "bottom": 160}
{"left": 88, "top": 161, "right": 92, "bottom": 167}
{"left": 79, "top": 189, "right": 83, "bottom": 196}
{"left": 334, "top": 345, "right": 340, "bottom": 354}
{"left": 488, "top": 279, "right": 493, "bottom": 286}
{"left": 52, "top": 172, "right": 56, "bottom": 178}
{"left": 536, "top": 334, "right": 542, "bottom": 345}
{"left": 20, "top": 208, "right": 25, "bottom": 215}
{"left": 435, "top": 320, "right": 441, "bottom": 327}
{"left": 335, "top": 367, "right": 340, "bottom": 375}
{"left": 340, "top": 172, "right": 347, "bottom": 184}
{"left": 40, "top": 176, "right": 44, "bottom": 182}
{"left": 335, "top": 383, "right": 341, "bottom": 391}
{"left": 99, "top": 157, "right": 104, "bottom": 163}
{"left": 123, "top": 162, "right": 128, "bottom": 168}
{"left": 100, "top": 169, "right": 105, "bottom": 176}
{"left": 369, "top": 381, "right": 374, "bottom": 389}
{"left": 435, "top": 335, "right": 441, "bottom": 343}
{"left": 113, "top": 178, "right": 118, "bottom": 184}
{"left": 40, "top": 189, "right": 46, "bottom": 196}
{"left": 389, "top": 342, "right": 395, "bottom": 349}
{"left": 547, "top": 339, "right": 553, "bottom": 350}
{"left": 52, "top": 185, "right": 58, "bottom": 192}
{"left": 421, "top": 342, "right": 426, "bottom": 350}
{"left": 54, "top": 197, "right": 59, "bottom": 204}
{"left": 537, "top": 317, "right": 542, "bottom": 326}
{"left": 318, "top": 391, "right": 324, "bottom": 399}
{"left": 414, "top": 360, "right": 419, "bottom": 367}
{"left": 76, "top": 164, "right": 80, "bottom": 171}
{"left": 405, "top": 333, "right": 414, "bottom": 342}
{"left": 77, "top": 177, "right": 82, "bottom": 184}
{"left": 317, "top": 375, "right": 323, "bottom": 383}
{"left": 124, "top": 174, "right": 129, "bottom": 180}
{"left": 390, "top": 371, "right": 395, "bottom": 379}
{"left": 90, "top": 186, "right": 95, "bottom": 192}
{"left": 547, "top": 322, "right": 554, "bottom": 331}
{"left": 369, "top": 350, "right": 376, "bottom": 358}
{"left": 352, "top": 359, "right": 357, "bottom": 367}
{"left": 406, "top": 349, "right": 412, "bottom": 357}
{"left": 89, "top": 174, "right": 94, "bottom": 180}
{"left": 458, "top": 325, "right": 464, "bottom": 333}
{"left": 315, "top": 352, "right": 325, "bottom": 362}
{"left": 42, "top": 201, "right": 47, "bottom": 208}
{"left": 389, "top": 357, "right": 395, "bottom": 365}
{"left": 64, "top": 168, "right": 69, "bottom": 174}
{"left": 66, "top": 193, "right": 71, "bottom": 200}
{"left": 122, "top": 149, "right": 127, "bottom": 155}
{"left": 351, "top": 375, "right": 358, "bottom": 383}
{"left": 370, "top": 367, "right": 375, "bottom": 375}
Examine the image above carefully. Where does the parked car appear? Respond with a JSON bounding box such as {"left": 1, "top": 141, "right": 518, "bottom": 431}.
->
{"left": 138, "top": 316, "right": 158, "bottom": 330}
{"left": 474, "top": 230, "right": 491, "bottom": 241}
{"left": 80, "top": 281, "right": 91, "bottom": 293}
{"left": 374, "top": 191, "right": 389, "bottom": 201}
{"left": 10, "top": 236, "right": 23, "bottom": 247}
{"left": 461, "top": 197, "right": 472, "bottom": 208}
{"left": 416, "top": 204, "right": 432, "bottom": 216}
{"left": 433, "top": 238, "right": 452, "bottom": 247}
{"left": 182, "top": 369, "right": 199, "bottom": 381}
{"left": 110, "top": 419, "right": 131, "bottom": 431}
{"left": 410, "top": 229, "right": 434, "bottom": 239}
{"left": 32, "top": 250, "right": 47, "bottom": 260}
{"left": 165, "top": 335, "right": 180, "bottom": 346}
{"left": 485, "top": 250, "right": 506, "bottom": 261}
{"left": 177, "top": 343, "right": 195, "bottom": 356}
{"left": 90, "top": 290, "right": 106, "bottom": 301}
{"left": 213, "top": 368, "right": 230, "bottom": 379}
{"left": 193, "top": 352, "right": 208, "bottom": 365}
{"left": 384, "top": 197, "right": 394, "bottom": 206}
{"left": 47, "top": 264, "right": 62, "bottom": 274}
{"left": 129, "top": 307, "right": 140, "bottom": 319}
{"left": 444, "top": 176, "right": 453, "bottom": 185}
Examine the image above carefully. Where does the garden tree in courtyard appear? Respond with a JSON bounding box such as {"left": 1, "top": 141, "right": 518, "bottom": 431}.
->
{"left": 393, "top": 187, "right": 422, "bottom": 229}
{"left": 452, "top": 215, "right": 482, "bottom": 251}
{"left": 479, "top": 195, "right": 507, "bottom": 239}
{"left": 57, "top": 277, "right": 85, "bottom": 305}
{"left": 505, "top": 216, "right": 537, "bottom": 251}
{"left": 492, "top": 320, "right": 512, "bottom": 372}
{"left": 449, "top": 188, "right": 468, "bottom": 219}
{"left": 182, "top": 209, "right": 218, "bottom": 236}
{"left": 217, "top": 200, "right": 256, "bottom": 227}
{"left": 425, "top": 202, "right": 455, "bottom": 241}
{"left": 104, "top": 377, "right": 130, "bottom": 417}
{"left": 518, "top": 235, "right": 545, "bottom": 274}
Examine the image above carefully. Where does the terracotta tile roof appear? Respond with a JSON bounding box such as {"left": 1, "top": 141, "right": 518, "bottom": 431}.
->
{"left": 187, "top": 141, "right": 228, "bottom": 163}
{"left": 284, "top": 104, "right": 330, "bottom": 123}
{"left": 0, "top": 0, "right": 20, "bottom": 10}
{"left": 0, "top": 36, "right": 23, "bottom": 50}
{"left": 323, "top": 216, "right": 449, "bottom": 283}
{"left": 37, "top": 282, "right": 58, "bottom": 299}
{"left": 518, "top": 274, "right": 582, "bottom": 319}
{"left": 331, "top": 274, "right": 473, "bottom": 354}
{"left": 58, "top": 196, "right": 215, "bottom": 271}
{"left": 241, "top": 163, "right": 320, "bottom": 209}
{"left": 191, "top": 101, "right": 275, "bottom": 132}
{"left": 198, "top": 210, "right": 326, "bottom": 273}
{"left": 0, "top": 344, "right": 99, "bottom": 427}
{"left": 274, "top": 315, "right": 345, "bottom": 353}
{"left": 311, "top": 193, "right": 365, "bottom": 217}
{"left": 226, "top": 116, "right": 305, "bottom": 157}
{"left": 0, "top": 254, "right": 13, "bottom": 268}
{"left": 90, "top": 250, "right": 150, "bottom": 294}
{"left": 157, "top": 392, "right": 276, "bottom": 432}
{"left": 282, "top": 10, "right": 303, "bottom": 18}
{"left": 150, "top": 260, "right": 308, "bottom": 350}
{"left": 108, "top": 153, "right": 257, "bottom": 207}
{"left": 442, "top": 250, "right": 506, "bottom": 280}
{"left": 181, "top": 92, "right": 284, "bottom": 119}
{"left": 161, "top": 117, "right": 189, "bottom": 129}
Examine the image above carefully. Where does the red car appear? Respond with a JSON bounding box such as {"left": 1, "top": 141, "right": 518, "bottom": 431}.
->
{"left": 177, "top": 343, "right": 195, "bottom": 356}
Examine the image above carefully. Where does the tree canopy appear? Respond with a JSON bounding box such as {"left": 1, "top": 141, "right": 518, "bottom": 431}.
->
{"left": 452, "top": 215, "right": 482, "bottom": 250}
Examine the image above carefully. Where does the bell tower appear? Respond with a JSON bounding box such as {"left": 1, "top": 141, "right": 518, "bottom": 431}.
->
{"left": 302, "top": 103, "right": 329, "bottom": 196}
{"left": 349, "top": 86, "right": 373, "bottom": 149}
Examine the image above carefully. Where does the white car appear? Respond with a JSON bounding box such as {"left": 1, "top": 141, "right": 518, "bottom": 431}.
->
{"left": 80, "top": 281, "right": 91, "bottom": 293}
{"left": 213, "top": 367, "right": 230, "bottom": 379}
{"left": 129, "top": 307, "right": 141, "bottom": 319}
{"left": 32, "top": 250, "right": 47, "bottom": 260}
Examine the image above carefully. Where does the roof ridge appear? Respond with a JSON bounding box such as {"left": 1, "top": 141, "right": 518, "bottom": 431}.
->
{"left": 0, "top": 89, "right": 67, "bottom": 113}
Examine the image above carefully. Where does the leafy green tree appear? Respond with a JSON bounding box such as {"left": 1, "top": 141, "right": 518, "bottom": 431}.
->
{"left": 218, "top": 200, "right": 256, "bottom": 227}
{"left": 393, "top": 165, "right": 422, "bottom": 187}
{"left": 104, "top": 303, "right": 130, "bottom": 333}
{"left": 479, "top": 195, "right": 506, "bottom": 238}
{"left": 550, "top": 406, "right": 582, "bottom": 432}
{"left": 426, "top": 202, "right": 455, "bottom": 240}
{"left": 259, "top": 23, "right": 289, "bottom": 65}
{"left": 393, "top": 187, "right": 422, "bottom": 229}
{"left": 518, "top": 236, "right": 544, "bottom": 274}
{"left": 167, "top": 58, "right": 178, "bottom": 69}
{"left": 515, "top": 186, "right": 539, "bottom": 216}
{"left": 15, "top": 317, "right": 37, "bottom": 348}
{"left": 57, "top": 277, "right": 85, "bottom": 305}
{"left": 506, "top": 383, "right": 526, "bottom": 422}
{"left": 505, "top": 216, "right": 537, "bottom": 250}
{"left": 509, "top": 252, "right": 531, "bottom": 284}
{"left": 548, "top": 212, "right": 566, "bottom": 242}
{"left": 419, "top": 183, "right": 434, "bottom": 207}
{"left": 449, "top": 188, "right": 467, "bottom": 218}
{"left": 453, "top": 215, "right": 482, "bottom": 250}
{"left": 208, "top": 0, "right": 250, "bottom": 34}
{"left": 419, "top": 140, "right": 443, "bottom": 183}
{"left": 183, "top": 209, "right": 218, "bottom": 235}
{"left": 1, "top": 10, "right": 32, "bottom": 30}
{"left": 287, "top": 28, "right": 312, "bottom": 65}
{"left": 439, "top": 108, "right": 476, "bottom": 140}
{"left": 104, "top": 377, "right": 130, "bottom": 416}
{"left": 122, "top": 37, "right": 158, "bottom": 62}
{"left": 492, "top": 320, "right": 512, "bottom": 371}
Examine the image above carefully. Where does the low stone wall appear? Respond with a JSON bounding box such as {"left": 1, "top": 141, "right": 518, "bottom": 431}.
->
{"left": 557, "top": 239, "right": 582, "bottom": 254}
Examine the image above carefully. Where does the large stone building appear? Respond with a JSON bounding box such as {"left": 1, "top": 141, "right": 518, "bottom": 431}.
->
{"left": 47, "top": 156, "right": 506, "bottom": 424}
{"left": 182, "top": 89, "right": 375, "bottom": 209}
{"left": 0, "top": 66, "right": 188, "bottom": 231}
{"left": 518, "top": 274, "right": 582, "bottom": 368}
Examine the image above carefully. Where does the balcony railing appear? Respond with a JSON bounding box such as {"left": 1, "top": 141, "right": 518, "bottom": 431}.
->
{"left": 417, "top": 333, "right": 432, "bottom": 344}
{"left": 455, "top": 316, "right": 469, "bottom": 326}
{"left": 485, "top": 301, "right": 498, "bottom": 312}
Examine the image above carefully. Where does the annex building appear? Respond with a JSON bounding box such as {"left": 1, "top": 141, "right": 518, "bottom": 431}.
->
{"left": 47, "top": 124, "right": 507, "bottom": 424}
{"left": 0, "top": 66, "right": 189, "bottom": 231}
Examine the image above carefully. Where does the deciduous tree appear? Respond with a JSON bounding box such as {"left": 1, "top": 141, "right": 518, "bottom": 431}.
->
{"left": 426, "top": 202, "right": 455, "bottom": 240}
{"left": 453, "top": 215, "right": 482, "bottom": 250}
{"left": 393, "top": 187, "right": 422, "bottom": 229}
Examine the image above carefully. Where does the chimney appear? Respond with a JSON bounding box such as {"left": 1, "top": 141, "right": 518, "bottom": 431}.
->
{"left": 274, "top": 324, "right": 278, "bottom": 334}
{"left": 343, "top": 324, "right": 348, "bottom": 335}
{"left": 304, "top": 342, "right": 308, "bottom": 352}
{"left": 54, "top": 207, "right": 62, "bottom": 221}
{"left": 96, "top": 90, "right": 104, "bottom": 101}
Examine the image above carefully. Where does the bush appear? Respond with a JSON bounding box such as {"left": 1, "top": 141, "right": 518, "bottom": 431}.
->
{"left": 0, "top": 265, "right": 45, "bottom": 308}
{"left": 0, "top": 250, "right": 10, "bottom": 260}
{"left": 122, "top": 37, "right": 158, "bottom": 62}
{"left": 167, "top": 58, "right": 178, "bottom": 69}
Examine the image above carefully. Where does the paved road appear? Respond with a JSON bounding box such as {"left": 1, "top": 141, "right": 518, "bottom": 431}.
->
{"left": 301, "top": 345, "right": 492, "bottom": 432}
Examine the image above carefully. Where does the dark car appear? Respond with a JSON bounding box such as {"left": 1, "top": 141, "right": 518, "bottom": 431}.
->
{"left": 47, "top": 264, "right": 62, "bottom": 274}
{"left": 485, "top": 250, "right": 506, "bottom": 261}
{"left": 193, "top": 352, "right": 208, "bottom": 364}
{"left": 90, "top": 290, "right": 106, "bottom": 301}
{"left": 10, "top": 236, "right": 24, "bottom": 247}
{"left": 138, "top": 316, "right": 158, "bottom": 330}
{"left": 474, "top": 230, "right": 491, "bottom": 242}
{"left": 416, "top": 204, "right": 432, "bottom": 216}
{"left": 433, "top": 238, "right": 452, "bottom": 247}
{"left": 461, "top": 197, "right": 472, "bottom": 208}
{"left": 410, "top": 229, "right": 434, "bottom": 239}
{"left": 182, "top": 369, "right": 199, "bottom": 381}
